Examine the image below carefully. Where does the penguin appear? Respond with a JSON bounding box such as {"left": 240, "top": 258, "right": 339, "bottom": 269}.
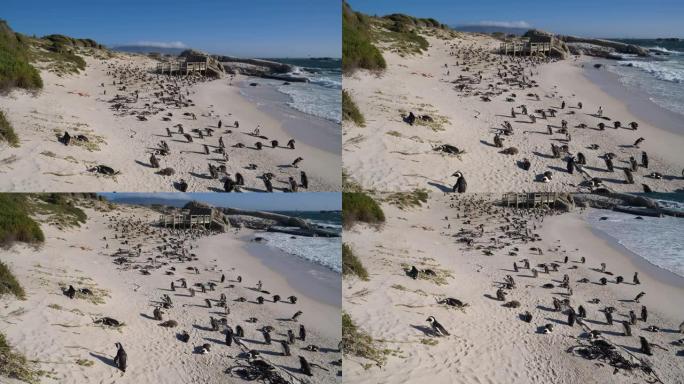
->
{"left": 408, "top": 265, "right": 419, "bottom": 280}
{"left": 65, "top": 285, "right": 76, "bottom": 299}
{"left": 633, "top": 137, "right": 645, "bottom": 148}
{"left": 170, "top": 281, "right": 175, "bottom": 291}
{"left": 641, "top": 151, "right": 649, "bottom": 168}
{"left": 288, "top": 329, "right": 295, "bottom": 344}
{"left": 221, "top": 274, "right": 225, "bottom": 283}
{"left": 235, "top": 172, "right": 245, "bottom": 186}
{"left": 629, "top": 310, "right": 637, "bottom": 325}
{"left": 280, "top": 340, "right": 291, "bottom": 356}
{"left": 235, "top": 325, "right": 244, "bottom": 338}
{"left": 623, "top": 321, "right": 632, "bottom": 336}
{"left": 578, "top": 305, "right": 586, "bottom": 318}
{"left": 178, "top": 330, "right": 190, "bottom": 343}
{"left": 288, "top": 295, "right": 298, "bottom": 304}
{"left": 273, "top": 294, "right": 280, "bottom": 303}
{"left": 605, "top": 311, "right": 613, "bottom": 325}
{"left": 566, "top": 157, "right": 575, "bottom": 174}
{"left": 153, "top": 307, "right": 163, "bottom": 321}
{"left": 287, "top": 139, "right": 296, "bottom": 150}
{"left": 633, "top": 272, "right": 640, "bottom": 285}
{"left": 640, "top": 336, "right": 652, "bottom": 355}
{"left": 634, "top": 291, "right": 646, "bottom": 303}
{"left": 262, "top": 329, "right": 271, "bottom": 345}
{"left": 496, "top": 288, "right": 507, "bottom": 301}
{"left": 150, "top": 153, "right": 160, "bottom": 168}
{"left": 299, "top": 356, "right": 313, "bottom": 376}
{"left": 292, "top": 157, "right": 303, "bottom": 168}
{"left": 568, "top": 310, "right": 576, "bottom": 327}
{"left": 225, "top": 327, "right": 233, "bottom": 346}
{"left": 114, "top": 342, "right": 127, "bottom": 373}
{"left": 642, "top": 184, "right": 652, "bottom": 193}
{"left": 521, "top": 311, "right": 532, "bottom": 323}
{"left": 604, "top": 157, "right": 614, "bottom": 172}
{"left": 299, "top": 324, "right": 306, "bottom": 341}
{"left": 641, "top": 306, "right": 648, "bottom": 322}
{"left": 452, "top": 172, "right": 467, "bottom": 193}
{"left": 426, "top": 316, "right": 450, "bottom": 336}
{"left": 292, "top": 311, "right": 303, "bottom": 322}
{"left": 300, "top": 171, "right": 308, "bottom": 189}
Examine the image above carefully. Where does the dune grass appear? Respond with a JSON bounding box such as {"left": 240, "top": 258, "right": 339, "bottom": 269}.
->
{"left": 342, "top": 90, "right": 365, "bottom": 126}
{"left": 384, "top": 189, "right": 429, "bottom": 210}
{"left": 0, "top": 332, "right": 39, "bottom": 384}
{"left": 342, "top": 2, "right": 386, "bottom": 73}
{"left": 31, "top": 194, "right": 87, "bottom": 229}
{"left": 342, "top": 312, "right": 386, "bottom": 367}
{"left": 0, "top": 194, "right": 44, "bottom": 247}
{"left": 342, "top": 243, "right": 369, "bottom": 280}
{"left": 343, "top": 192, "right": 385, "bottom": 228}
{"left": 0, "top": 110, "right": 19, "bottom": 146}
{"left": 0, "top": 20, "right": 43, "bottom": 92}
{"left": 0, "top": 261, "right": 25, "bottom": 299}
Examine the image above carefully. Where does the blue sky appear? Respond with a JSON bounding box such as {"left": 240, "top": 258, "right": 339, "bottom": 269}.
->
{"left": 100, "top": 192, "right": 341, "bottom": 211}
{"left": 349, "top": 0, "right": 684, "bottom": 38}
{"left": 2, "top": 0, "right": 341, "bottom": 57}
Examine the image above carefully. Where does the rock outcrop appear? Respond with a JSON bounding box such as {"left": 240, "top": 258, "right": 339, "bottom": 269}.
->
{"left": 216, "top": 56, "right": 308, "bottom": 82}
{"left": 567, "top": 43, "right": 624, "bottom": 59}
{"left": 558, "top": 36, "right": 649, "bottom": 57}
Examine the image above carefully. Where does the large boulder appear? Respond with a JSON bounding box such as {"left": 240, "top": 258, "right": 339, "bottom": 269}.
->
{"left": 558, "top": 36, "right": 649, "bottom": 57}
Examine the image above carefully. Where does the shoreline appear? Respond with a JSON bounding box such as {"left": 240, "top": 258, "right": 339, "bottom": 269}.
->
{"left": 583, "top": 212, "right": 684, "bottom": 288}
{"left": 238, "top": 78, "right": 342, "bottom": 155}
{"left": 581, "top": 58, "right": 684, "bottom": 136}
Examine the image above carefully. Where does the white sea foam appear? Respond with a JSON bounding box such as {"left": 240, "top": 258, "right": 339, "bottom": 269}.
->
{"left": 259, "top": 231, "right": 341, "bottom": 273}
{"left": 586, "top": 209, "right": 684, "bottom": 277}
{"left": 618, "top": 60, "right": 684, "bottom": 83}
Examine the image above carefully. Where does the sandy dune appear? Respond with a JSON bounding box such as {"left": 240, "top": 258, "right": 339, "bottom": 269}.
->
{"left": 0, "top": 53, "right": 340, "bottom": 192}
{"left": 343, "top": 33, "right": 684, "bottom": 193}
{"left": 343, "top": 193, "right": 683, "bottom": 384}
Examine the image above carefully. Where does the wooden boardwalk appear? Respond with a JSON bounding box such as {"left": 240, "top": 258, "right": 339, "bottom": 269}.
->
{"left": 156, "top": 61, "right": 208, "bottom": 76}
{"left": 499, "top": 38, "right": 551, "bottom": 56}
{"left": 502, "top": 192, "right": 563, "bottom": 208}
{"left": 157, "top": 209, "right": 226, "bottom": 230}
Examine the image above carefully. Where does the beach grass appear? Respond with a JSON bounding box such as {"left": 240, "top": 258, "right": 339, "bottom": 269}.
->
{"left": 0, "top": 194, "right": 45, "bottom": 247}
{"left": 384, "top": 189, "right": 429, "bottom": 210}
{"left": 342, "top": 243, "right": 369, "bottom": 280}
{"left": 343, "top": 90, "right": 365, "bottom": 126}
{"left": 0, "top": 20, "right": 43, "bottom": 92}
{"left": 0, "top": 110, "right": 19, "bottom": 147}
{"left": 342, "top": 170, "right": 363, "bottom": 193}
{"left": 0, "top": 332, "right": 39, "bottom": 384}
{"left": 343, "top": 192, "right": 385, "bottom": 228}
{"left": 30, "top": 194, "right": 87, "bottom": 229}
{"left": 342, "top": 312, "right": 386, "bottom": 367}
{"left": 342, "top": 2, "right": 386, "bottom": 73}
{"left": 0, "top": 261, "right": 25, "bottom": 299}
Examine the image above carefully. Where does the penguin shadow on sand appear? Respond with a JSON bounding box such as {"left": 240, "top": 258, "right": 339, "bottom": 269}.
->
{"left": 89, "top": 351, "right": 118, "bottom": 369}
{"left": 427, "top": 181, "right": 452, "bottom": 193}
{"left": 134, "top": 160, "right": 156, "bottom": 168}
{"left": 139, "top": 312, "right": 156, "bottom": 320}
{"left": 483, "top": 293, "right": 500, "bottom": 301}
{"left": 203, "top": 336, "right": 225, "bottom": 345}
{"left": 535, "top": 304, "right": 555, "bottom": 312}
{"left": 410, "top": 324, "right": 437, "bottom": 337}
{"left": 192, "top": 324, "right": 214, "bottom": 332}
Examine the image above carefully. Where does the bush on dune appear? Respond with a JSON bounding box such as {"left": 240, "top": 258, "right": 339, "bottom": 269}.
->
{"left": 0, "top": 20, "right": 43, "bottom": 92}
{"left": 342, "top": 243, "right": 369, "bottom": 280}
{"left": 342, "top": 90, "right": 365, "bottom": 126}
{"left": 0, "top": 194, "right": 44, "bottom": 247}
{"left": 342, "top": 2, "right": 386, "bottom": 73}
{"left": 342, "top": 192, "right": 385, "bottom": 228}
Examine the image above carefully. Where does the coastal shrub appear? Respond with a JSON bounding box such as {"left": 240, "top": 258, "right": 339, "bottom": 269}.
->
{"left": 0, "top": 194, "right": 44, "bottom": 247}
{"left": 0, "top": 261, "right": 25, "bottom": 299}
{"left": 342, "top": 243, "right": 369, "bottom": 280}
{"left": 342, "top": 2, "right": 386, "bottom": 73}
{"left": 0, "top": 332, "right": 39, "bottom": 383}
{"left": 0, "top": 110, "right": 19, "bottom": 146}
{"left": 385, "top": 189, "right": 428, "bottom": 210}
{"left": 31, "top": 194, "right": 87, "bottom": 228}
{"left": 0, "top": 20, "right": 43, "bottom": 92}
{"left": 342, "top": 90, "right": 365, "bottom": 126}
{"left": 342, "top": 312, "right": 386, "bottom": 367}
{"left": 342, "top": 192, "right": 385, "bottom": 228}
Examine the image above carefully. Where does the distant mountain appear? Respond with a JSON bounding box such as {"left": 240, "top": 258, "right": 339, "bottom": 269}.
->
{"left": 110, "top": 45, "right": 186, "bottom": 55}
{"left": 452, "top": 25, "right": 529, "bottom": 36}
{"left": 104, "top": 195, "right": 191, "bottom": 208}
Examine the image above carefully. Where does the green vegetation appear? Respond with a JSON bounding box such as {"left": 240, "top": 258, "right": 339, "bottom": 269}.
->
{"left": 0, "top": 332, "right": 39, "bottom": 384}
{"left": 342, "top": 312, "right": 386, "bottom": 367}
{"left": 342, "top": 192, "right": 385, "bottom": 228}
{"left": 0, "top": 261, "right": 25, "bottom": 299}
{"left": 342, "top": 90, "right": 365, "bottom": 126}
{"left": 342, "top": 2, "right": 386, "bottom": 73}
{"left": 31, "top": 194, "right": 87, "bottom": 229}
{"left": 384, "top": 189, "right": 428, "bottom": 210}
{"left": 0, "top": 20, "right": 43, "bottom": 92}
{"left": 0, "top": 110, "right": 19, "bottom": 146}
{"left": 29, "top": 37, "right": 87, "bottom": 76}
{"left": 342, "top": 243, "right": 369, "bottom": 280}
{"left": 0, "top": 194, "right": 44, "bottom": 247}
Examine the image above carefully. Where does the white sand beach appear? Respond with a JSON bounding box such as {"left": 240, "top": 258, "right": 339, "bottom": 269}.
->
{"left": 343, "top": 33, "right": 684, "bottom": 193}
{"left": 343, "top": 193, "right": 683, "bottom": 384}
{"left": 0, "top": 53, "right": 340, "bottom": 192}
{"left": 0, "top": 202, "right": 341, "bottom": 383}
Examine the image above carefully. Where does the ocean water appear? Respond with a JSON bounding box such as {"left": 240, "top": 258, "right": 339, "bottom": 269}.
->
{"left": 258, "top": 211, "right": 342, "bottom": 273}
{"left": 586, "top": 194, "right": 684, "bottom": 278}
{"left": 242, "top": 58, "right": 341, "bottom": 124}
{"left": 604, "top": 39, "right": 684, "bottom": 117}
